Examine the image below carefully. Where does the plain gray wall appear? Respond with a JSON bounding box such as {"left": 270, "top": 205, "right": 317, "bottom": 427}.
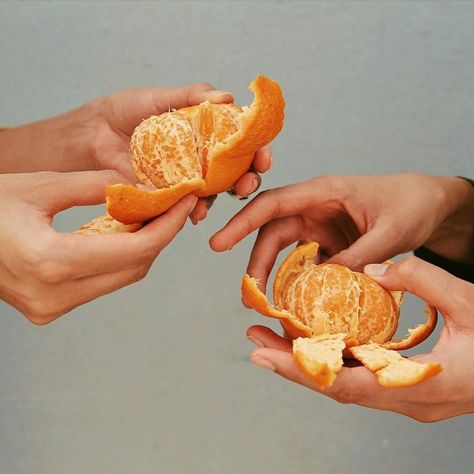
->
{"left": 1, "top": 1, "right": 473, "bottom": 473}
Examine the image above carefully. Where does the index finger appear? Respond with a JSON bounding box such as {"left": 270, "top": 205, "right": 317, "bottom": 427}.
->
{"left": 60, "top": 195, "right": 197, "bottom": 277}
{"left": 209, "top": 180, "right": 316, "bottom": 252}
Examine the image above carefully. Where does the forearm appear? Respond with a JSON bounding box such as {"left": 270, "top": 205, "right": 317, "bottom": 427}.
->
{"left": 0, "top": 104, "right": 96, "bottom": 174}
{"left": 424, "top": 176, "right": 474, "bottom": 266}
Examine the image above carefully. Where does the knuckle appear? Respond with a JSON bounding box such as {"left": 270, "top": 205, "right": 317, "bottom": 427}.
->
{"left": 132, "top": 265, "right": 150, "bottom": 283}
{"left": 138, "top": 247, "right": 159, "bottom": 265}
{"left": 103, "top": 169, "right": 124, "bottom": 185}
{"left": 409, "top": 410, "right": 440, "bottom": 423}
{"left": 255, "top": 189, "right": 272, "bottom": 200}
{"left": 397, "top": 256, "right": 421, "bottom": 279}
{"left": 331, "top": 386, "right": 361, "bottom": 405}
{"left": 316, "top": 174, "right": 346, "bottom": 195}
{"left": 23, "top": 298, "right": 62, "bottom": 325}
{"left": 20, "top": 240, "right": 47, "bottom": 270}
{"left": 21, "top": 240, "right": 71, "bottom": 284}
{"left": 337, "top": 252, "right": 364, "bottom": 272}
{"left": 35, "top": 261, "right": 71, "bottom": 284}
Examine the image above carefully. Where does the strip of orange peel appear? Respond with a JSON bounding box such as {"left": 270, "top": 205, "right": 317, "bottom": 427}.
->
{"left": 241, "top": 274, "right": 312, "bottom": 338}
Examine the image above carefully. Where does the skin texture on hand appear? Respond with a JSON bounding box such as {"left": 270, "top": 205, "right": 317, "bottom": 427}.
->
{"left": 210, "top": 174, "right": 474, "bottom": 293}
{"left": 246, "top": 257, "right": 474, "bottom": 422}
{"left": 0, "top": 83, "right": 272, "bottom": 223}
{"left": 0, "top": 171, "right": 197, "bottom": 324}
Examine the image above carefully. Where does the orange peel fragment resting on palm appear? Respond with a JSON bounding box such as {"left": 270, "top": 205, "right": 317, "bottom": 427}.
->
{"left": 106, "top": 75, "right": 285, "bottom": 224}
{"left": 293, "top": 334, "right": 347, "bottom": 389}
{"left": 242, "top": 242, "right": 442, "bottom": 389}
{"left": 350, "top": 344, "right": 443, "bottom": 387}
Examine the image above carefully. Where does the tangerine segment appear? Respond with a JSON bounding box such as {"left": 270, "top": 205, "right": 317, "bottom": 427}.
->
{"left": 381, "top": 304, "right": 438, "bottom": 351}
{"left": 293, "top": 334, "right": 346, "bottom": 389}
{"left": 350, "top": 343, "right": 442, "bottom": 387}
{"left": 196, "top": 75, "right": 285, "bottom": 197}
{"left": 353, "top": 272, "right": 400, "bottom": 344}
{"left": 188, "top": 102, "right": 241, "bottom": 178}
{"left": 131, "top": 111, "right": 202, "bottom": 189}
{"left": 106, "top": 178, "right": 205, "bottom": 224}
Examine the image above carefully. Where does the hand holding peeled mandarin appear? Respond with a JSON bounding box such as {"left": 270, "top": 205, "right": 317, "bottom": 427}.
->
{"left": 212, "top": 173, "right": 473, "bottom": 421}
{"left": 0, "top": 80, "right": 276, "bottom": 224}
{"left": 101, "top": 76, "right": 284, "bottom": 229}
{"left": 247, "top": 257, "right": 474, "bottom": 422}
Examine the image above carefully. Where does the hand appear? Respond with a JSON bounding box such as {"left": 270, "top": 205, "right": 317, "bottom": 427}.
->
{"left": 0, "top": 83, "right": 272, "bottom": 221}
{"left": 0, "top": 171, "right": 197, "bottom": 324}
{"left": 247, "top": 256, "right": 474, "bottom": 422}
{"left": 93, "top": 85, "right": 272, "bottom": 224}
{"left": 210, "top": 174, "right": 473, "bottom": 293}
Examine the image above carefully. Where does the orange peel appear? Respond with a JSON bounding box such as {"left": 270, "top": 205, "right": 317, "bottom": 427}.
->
{"left": 242, "top": 242, "right": 441, "bottom": 389}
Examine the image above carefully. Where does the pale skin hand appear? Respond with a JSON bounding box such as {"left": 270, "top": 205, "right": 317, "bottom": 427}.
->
{"left": 210, "top": 174, "right": 474, "bottom": 294}
{"left": 246, "top": 257, "right": 474, "bottom": 422}
{"left": 0, "top": 83, "right": 272, "bottom": 224}
{"left": 0, "top": 171, "right": 197, "bottom": 325}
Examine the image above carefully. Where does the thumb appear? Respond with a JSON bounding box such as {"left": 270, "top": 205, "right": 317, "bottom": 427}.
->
{"left": 35, "top": 170, "right": 131, "bottom": 215}
{"left": 364, "top": 256, "right": 472, "bottom": 322}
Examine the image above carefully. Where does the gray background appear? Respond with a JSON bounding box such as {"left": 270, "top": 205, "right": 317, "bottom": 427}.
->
{"left": 1, "top": 1, "right": 474, "bottom": 473}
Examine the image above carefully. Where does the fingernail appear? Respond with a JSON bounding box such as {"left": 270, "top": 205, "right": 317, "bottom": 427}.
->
{"left": 186, "top": 195, "right": 198, "bottom": 211}
{"left": 247, "top": 335, "right": 265, "bottom": 347}
{"left": 365, "top": 263, "right": 389, "bottom": 277}
{"left": 249, "top": 177, "right": 259, "bottom": 194}
{"left": 251, "top": 356, "right": 276, "bottom": 372}
{"left": 199, "top": 207, "right": 208, "bottom": 222}
{"left": 207, "top": 90, "right": 233, "bottom": 103}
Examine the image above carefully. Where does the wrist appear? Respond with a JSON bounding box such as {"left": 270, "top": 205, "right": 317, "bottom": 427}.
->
{"left": 424, "top": 176, "right": 474, "bottom": 264}
{"left": 0, "top": 103, "right": 99, "bottom": 174}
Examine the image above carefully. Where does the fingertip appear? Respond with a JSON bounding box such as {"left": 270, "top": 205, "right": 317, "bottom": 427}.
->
{"left": 253, "top": 146, "right": 273, "bottom": 173}
{"left": 249, "top": 348, "right": 276, "bottom": 367}
{"left": 205, "top": 90, "right": 234, "bottom": 104}
{"left": 209, "top": 232, "right": 232, "bottom": 252}
{"left": 190, "top": 199, "right": 208, "bottom": 223}
{"left": 181, "top": 194, "right": 198, "bottom": 214}
{"left": 234, "top": 173, "right": 261, "bottom": 197}
{"left": 247, "top": 333, "right": 265, "bottom": 348}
